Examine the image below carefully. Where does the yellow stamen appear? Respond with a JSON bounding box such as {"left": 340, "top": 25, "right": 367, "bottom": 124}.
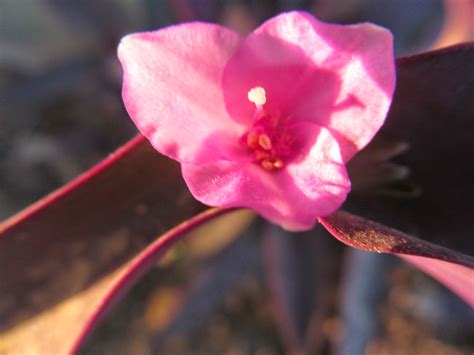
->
{"left": 258, "top": 134, "right": 272, "bottom": 150}
{"left": 261, "top": 160, "right": 274, "bottom": 171}
{"left": 255, "top": 149, "right": 270, "bottom": 162}
{"left": 246, "top": 131, "right": 259, "bottom": 148}
{"left": 273, "top": 159, "right": 283, "bottom": 169}
{"left": 247, "top": 86, "right": 266, "bottom": 106}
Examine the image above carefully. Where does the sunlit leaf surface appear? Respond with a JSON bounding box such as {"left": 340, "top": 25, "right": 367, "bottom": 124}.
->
{"left": 0, "top": 136, "right": 211, "bottom": 353}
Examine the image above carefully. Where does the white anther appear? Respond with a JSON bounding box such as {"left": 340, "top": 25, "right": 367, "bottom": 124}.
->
{"left": 247, "top": 86, "right": 266, "bottom": 107}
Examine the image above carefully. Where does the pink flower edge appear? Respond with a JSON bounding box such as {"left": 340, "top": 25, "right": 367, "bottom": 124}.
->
{"left": 118, "top": 11, "right": 395, "bottom": 231}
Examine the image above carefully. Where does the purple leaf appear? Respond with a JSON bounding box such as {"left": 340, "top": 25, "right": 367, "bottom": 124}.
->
{"left": 346, "top": 43, "right": 474, "bottom": 256}
{"left": 338, "top": 250, "right": 396, "bottom": 355}
{"left": 400, "top": 255, "right": 474, "bottom": 307}
{"left": 262, "top": 224, "right": 343, "bottom": 353}
{"left": 319, "top": 211, "right": 474, "bottom": 268}
{"left": 70, "top": 207, "right": 233, "bottom": 353}
{"left": 150, "top": 222, "right": 261, "bottom": 349}
{"left": 318, "top": 210, "right": 474, "bottom": 305}
{"left": 0, "top": 135, "right": 234, "bottom": 353}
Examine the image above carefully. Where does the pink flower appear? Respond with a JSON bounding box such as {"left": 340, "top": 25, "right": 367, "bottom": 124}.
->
{"left": 118, "top": 11, "right": 395, "bottom": 231}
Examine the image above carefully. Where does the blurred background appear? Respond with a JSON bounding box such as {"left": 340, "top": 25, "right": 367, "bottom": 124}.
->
{"left": 0, "top": 1, "right": 473, "bottom": 354}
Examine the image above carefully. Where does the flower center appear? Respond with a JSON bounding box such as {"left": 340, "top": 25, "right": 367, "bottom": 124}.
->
{"left": 241, "top": 86, "right": 293, "bottom": 171}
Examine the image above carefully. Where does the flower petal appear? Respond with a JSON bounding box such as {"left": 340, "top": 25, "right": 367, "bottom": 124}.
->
{"left": 182, "top": 123, "right": 350, "bottom": 231}
{"left": 222, "top": 11, "right": 395, "bottom": 161}
{"left": 118, "top": 23, "right": 245, "bottom": 164}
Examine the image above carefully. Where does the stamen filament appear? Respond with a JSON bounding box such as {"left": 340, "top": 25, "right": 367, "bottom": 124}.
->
{"left": 247, "top": 86, "right": 267, "bottom": 108}
{"left": 243, "top": 86, "right": 290, "bottom": 172}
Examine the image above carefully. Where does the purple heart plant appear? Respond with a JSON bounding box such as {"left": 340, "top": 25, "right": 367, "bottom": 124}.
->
{"left": 1, "top": 8, "right": 472, "bottom": 355}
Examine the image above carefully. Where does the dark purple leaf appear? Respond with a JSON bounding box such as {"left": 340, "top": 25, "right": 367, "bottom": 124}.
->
{"left": 346, "top": 43, "right": 474, "bottom": 256}
{"left": 337, "top": 250, "right": 396, "bottom": 355}
{"left": 262, "top": 223, "right": 343, "bottom": 354}
{"left": 150, "top": 222, "right": 261, "bottom": 349}
{"left": 70, "top": 207, "right": 233, "bottom": 353}
{"left": 319, "top": 211, "right": 474, "bottom": 306}
{"left": 400, "top": 255, "right": 474, "bottom": 307}
{"left": 319, "top": 211, "right": 474, "bottom": 268}
{"left": 0, "top": 135, "right": 235, "bottom": 353}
